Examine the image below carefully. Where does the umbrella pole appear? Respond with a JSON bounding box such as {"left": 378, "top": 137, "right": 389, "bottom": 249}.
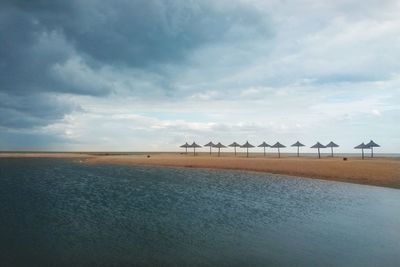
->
{"left": 362, "top": 148, "right": 364, "bottom": 160}
{"left": 209, "top": 146, "right": 211, "bottom": 155}
{"left": 318, "top": 148, "right": 320, "bottom": 159}
{"left": 264, "top": 147, "right": 266, "bottom": 157}
{"left": 331, "top": 147, "right": 333, "bottom": 157}
{"left": 194, "top": 147, "right": 196, "bottom": 156}
{"left": 218, "top": 148, "right": 220, "bottom": 157}
{"left": 278, "top": 148, "right": 280, "bottom": 158}
{"left": 371, "top": 147, "right": 374, "bottom": 158}
{"left": 185, "top": 147, "right": 187, "bottom": 154}
{"left": 297, "top": 146, "right": 299, "bottom": 157}
{"left": 247, "top": 148, "right": 249, "bottom": 157}
{"left": 234, "top": 147, "right": 236, "bottom": 156}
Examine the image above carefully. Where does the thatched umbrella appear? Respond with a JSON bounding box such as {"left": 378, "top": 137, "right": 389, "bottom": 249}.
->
{"left": 355, "top": 142, "right": 369, "bottom": 160}
{"left": 180, "top": 142, "right": 189, "bottom": 154}
{"left": 271, "top": 142, "right": 286, "bottom": 158}
{"left": 311, "top": 142, "right": 326, "bottom": 159}
{"left": 291, "top": 141, "right": 305, "bottom": 157}
{"left": 189, "top": 142, "right": 202, "bottom": 156}
{"left": 241, "top": 141, "right": 255, "bottom": 157}
{"left": 213, "top": 142, "right": 227, "bottom": 157}
{"left": 366, "top": 140, "right": 380, "bottom": 158}
{"left": 204, "top": 141, "right": 215, "bottom": 155}
{"left": 228, "top": 142, "right": 241, "bottom": 156}
{"left": 258, "top": 142, "right": 270, "bottom": 156}
{"left": 326, "top": 141, "right": 339, "bottom": 157}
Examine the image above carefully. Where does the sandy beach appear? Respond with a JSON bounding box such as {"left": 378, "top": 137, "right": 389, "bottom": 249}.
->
{"left": 2, "top": 152, "right": 399, "bottom": 189}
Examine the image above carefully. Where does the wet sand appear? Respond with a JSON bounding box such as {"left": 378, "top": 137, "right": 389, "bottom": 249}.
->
{"left": 1, "top": 152, "right": 399, "bottom": 189}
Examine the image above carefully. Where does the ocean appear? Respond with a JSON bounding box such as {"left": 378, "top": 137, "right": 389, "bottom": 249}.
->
{"left": 0, "top": 158, "right": 399, "bottom": 267}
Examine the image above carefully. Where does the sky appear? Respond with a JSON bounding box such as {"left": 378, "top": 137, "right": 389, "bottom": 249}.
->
{"left": 1, "top": 0, "right": 399, "bottom": 153}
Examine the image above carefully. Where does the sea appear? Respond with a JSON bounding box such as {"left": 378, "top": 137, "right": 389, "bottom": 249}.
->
{"left": 0, "top": 158, "right": 399, "bottom": 267}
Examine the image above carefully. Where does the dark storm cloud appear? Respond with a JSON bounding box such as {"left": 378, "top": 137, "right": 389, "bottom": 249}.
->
{"left": 3, "top": 0, "right": 268, "bottom": 69}
{"left": 0, "top": 93, "right": 79, "bottom": 128}
{"left": 63, "top": 0, "right": 268, "bottom": 66}
{"left": 0, "top": 4, "right": 108, "bottom": 96}
{"left": 0, "top": 0, "right": 268, "bottom": 131}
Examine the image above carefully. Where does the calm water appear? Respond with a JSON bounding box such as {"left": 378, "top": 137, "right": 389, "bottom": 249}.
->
{"left": 0, "top": 158, "right": 399, "bottom": 267}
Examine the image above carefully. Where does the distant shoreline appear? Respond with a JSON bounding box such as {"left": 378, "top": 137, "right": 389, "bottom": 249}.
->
{"left": 1, "top": 151, "right": 399, "bottom": 157}
{"left": 1, "top": 152, "right": 399, "bottom": 189}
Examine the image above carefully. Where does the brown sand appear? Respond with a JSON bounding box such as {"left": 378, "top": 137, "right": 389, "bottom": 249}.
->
{"left": 1, "top": 152, "right": 399, "bottom": 189}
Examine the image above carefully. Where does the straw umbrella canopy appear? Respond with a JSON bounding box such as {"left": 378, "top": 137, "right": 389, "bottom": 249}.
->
{"left": 311, "top": 142, "right": 326, "bottom": 159}
{"left": 366, "top": 140, "right": 380, "bottom": 158}
{"left": 241, "top": 141, "right": 255, "bottom": 157}
{"left": 258, "top": 142, "right": 270, "bottom": 156}
{"left": 213, "top": 142, "right": 227, "bottom": 157}
{"left": 204, "top": 141, "right": 215, "bottom": 155}
{"left": 355, "top": 142, "right": 369, "bottom": 160}
{"left": 326, "top": 141, "right": 339, "bottom": 157}
{"left": 228, "top": 142, "right": 241, "bottom": 156}
{"left": 180, "top": 142, "right": 189, "bottom": 154}
{"left": 271, "top": 142, "right": 286, "bottom": 158}
{"left": 189, "top": 142, "right": 202, "bottom": 156}
{"left": 291, "top": 141, "right": 305, "bottom": 157}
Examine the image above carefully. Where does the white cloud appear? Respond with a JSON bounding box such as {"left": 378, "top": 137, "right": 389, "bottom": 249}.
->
{"left": 371, "top": 109, "right": 381, "bottom": 116}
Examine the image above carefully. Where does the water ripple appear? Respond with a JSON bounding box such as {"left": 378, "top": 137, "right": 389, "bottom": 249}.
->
{"left": 0, "top": 158, "right": 399, "bottom": 267}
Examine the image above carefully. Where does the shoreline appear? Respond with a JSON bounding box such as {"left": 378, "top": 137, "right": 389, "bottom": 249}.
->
{"left": 1, "top": 152, "right": 399, "bottom": 189}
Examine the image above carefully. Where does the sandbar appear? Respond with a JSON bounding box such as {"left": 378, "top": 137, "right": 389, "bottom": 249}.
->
{"left": 1, "top": 152, "right": 399, "bottom": 189}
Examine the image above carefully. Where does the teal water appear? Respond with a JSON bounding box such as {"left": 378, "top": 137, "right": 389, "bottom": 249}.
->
{"left": 0, "top": 158, "right": 399, "bottom": 267}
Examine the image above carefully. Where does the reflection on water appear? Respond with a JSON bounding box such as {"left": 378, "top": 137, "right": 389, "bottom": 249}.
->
{"left": 0, "top": 158, "right": 399, "bottom": 267}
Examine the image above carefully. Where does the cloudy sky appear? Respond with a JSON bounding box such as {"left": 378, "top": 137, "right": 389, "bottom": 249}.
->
{"left": 1, "top": 0, "right": 399, "bottom": 152}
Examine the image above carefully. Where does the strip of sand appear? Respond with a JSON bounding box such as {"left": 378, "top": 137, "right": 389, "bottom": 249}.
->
{"left": 1, "top": 152, "right": 399, "bottom": 189}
